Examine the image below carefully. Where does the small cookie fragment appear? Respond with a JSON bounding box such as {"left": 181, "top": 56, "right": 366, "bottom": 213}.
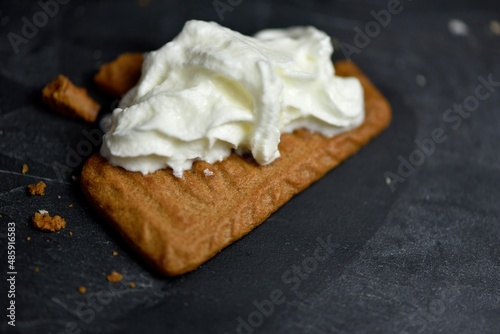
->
{"left": 34, "top": 267, "right": 41, "bottom": 273}
{"left": 27, "top": 181, "right": 46, "bottom": 196}
{"left": 77, "top": 286, "right": 87, "bottom": 294}
{"left": 42, "top": 75, "right": 101, "bottom": 123}
{"left": 22, "top": 164, "right": 29, "bottom": 174}
{"left": 26, "top": 236, "right": 31, "bottom": 241}
{"left": 106, "top": 271, "right": 123, "bottom": 283}
{"left": 32, "top": 212, "right": 66, "bottom": 232}
{"left": 94, "top": 53, "right": 144, "bottom": 97}
{"left": 112, "top": 251, "right": 118, "bottom": 256}
{"left": 129, "top": 282, "right": 136, "bottom": 289}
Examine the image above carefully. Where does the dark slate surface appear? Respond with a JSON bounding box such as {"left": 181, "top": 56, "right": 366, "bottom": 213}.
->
{"left": 1, "top": 1, "right": 499, "bottom": 333}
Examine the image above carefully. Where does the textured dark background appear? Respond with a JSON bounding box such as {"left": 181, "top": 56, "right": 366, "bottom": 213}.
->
{"left": 1, "top": 0, "right": 499, "bottom": 333}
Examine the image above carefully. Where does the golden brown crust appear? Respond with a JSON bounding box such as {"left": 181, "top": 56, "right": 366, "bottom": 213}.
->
{"left": 106, "top": 271, "right": 123, "bottom": 283}
{"left": 81, "top": 61, "right": 392, "bottom": 276}
{"left": 94, "top": 53, "right": 144, "bottom": 98}
{"left": 32, "top": 212, "right": 66, "bottom": 232}
{"left": 27, "top": 181, "right": 46, "bottom": 196}
{"left": 42, "top": 75, "right": 101, "bottom": 123}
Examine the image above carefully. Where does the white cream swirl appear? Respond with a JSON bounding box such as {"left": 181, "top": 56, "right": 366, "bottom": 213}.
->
{"left": 101, "top": 20, "right": 364, "bottom": 177}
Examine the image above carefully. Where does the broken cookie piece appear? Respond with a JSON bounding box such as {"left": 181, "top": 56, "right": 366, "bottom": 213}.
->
{"left": 42, "top": 75, "right": 101, "bottom": 123}
{"left": 27, "top": 181, "right": 46, "bottom": 196}
{"left": 94, "top": 52, "right": 144, "bottom": 98}
{"left": 32, "top": 211, "right": 66, "bottom": 232}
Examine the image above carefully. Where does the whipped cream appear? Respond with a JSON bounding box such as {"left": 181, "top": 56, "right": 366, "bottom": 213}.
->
{"left": 101, "top": 20, "right": 364, "bottom": 177}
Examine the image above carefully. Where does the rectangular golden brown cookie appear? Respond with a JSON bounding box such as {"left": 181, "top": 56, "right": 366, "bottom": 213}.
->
{"left": 81, "top": 60, "right": 391, "bottom": 276}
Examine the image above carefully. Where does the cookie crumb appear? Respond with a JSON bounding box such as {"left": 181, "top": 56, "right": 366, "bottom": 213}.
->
{"left": 68, "top": 203, "right": 73, "bottom": 208}
{"left": 22, "top": 164, "right": 29, "bottom": 174}
{"left": 32, "top": 212, "right": 66, "bottom": 232}
{"left": 34, "top": 267, "right": 40, "bottom": 273}
{"left": 129, "top": 282, "right": 136, "bottom": 289}
{"left": 38, "top": 209, "right": 48, "bottom": 214}
{"left": 77, "top": 286, "right": 87, "bottom": 294}
{"left": 26, "top": 236, "right": 31, "bottom": 241}
{"left": 57, "top": 195, "right": 61, "bottom": 199}
{"left": 112, "top": 251, "right": 118, "bottom": 256}
{"left": 27, "top": 181, "right": 46, "bottom": 196}
{"left": 42, "top": 75, "right": 101, "bottom": 123}
{"left": 69, "top": 231, "right": 73, "bottom": 236}
{"left": 106, "top": 271, "right": 123, "bottom": 283}
{"left": 203, "top": 168, "right": 214, "bottom": 177}
{"left": 385, "top": 177, "right": 391, "bottom": 185}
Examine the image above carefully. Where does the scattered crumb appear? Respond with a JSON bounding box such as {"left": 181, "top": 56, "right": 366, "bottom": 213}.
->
{"left": 72, "top": 175, "right": 79, "bottom": 181}
{"left": 112, "top": 251, "right": 118, "bottom": 256}
{"left": 203, "top": 168, "right": 214, "bottom": 177}
{"left": 416, "top": 74, "right": 427, "bottom": 87}
{"left": 69, "top": 231, "right": 73, "bottom": 236}
{"left": 27, "top": 181, "right": 46, "bottom": 196}
{"left": 68, "top": 203, "right": 73, "bottom": 208}
{"left": 106, "top": 271, "right": 123, "bottom": 283}
{"left": 32, "top": 212, "right": 66, "bottom": 232}
{"left": 129, "top": 282, "right": 136, "bottom": 289}
{"left": 448, "top": 19, "right": 469, "bottom": 36}
{"left": 34, "top": 267, "right": 40, "bottom": 273}
{"left": 26, "top": 236, "right": 31, "bottom": 241}
{"left": 38, "top": 209, "right": 48, "bottom": 214}
{"left": 57, "top": 195, "right": 61, "bottom": 199}
{"left": 77, "top": 286, "right": 87, "bottom": 294}
{"left": 490, "top": 20, "right": 500, "bottom": 35}
{"left": 385, "top": 177, "right": 391, "bottom": 185}
{"left": 42, "top": 75, "right": 101, "bottom": 123}
{"left": 22, "top": 164, "right": 29, "bottom": 174}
